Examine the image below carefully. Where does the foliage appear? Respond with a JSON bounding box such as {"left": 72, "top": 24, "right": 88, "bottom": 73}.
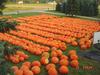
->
{"left": 56, "top": 0, "right": 99, "bottom": 17}
{"left": 79, "top": 0, "right": 99, "bottom": 16}
{"left": 0, "top": 41, "right": 21, "bottom": 57}
{"left": 65, "top": 0, "right": 80, "bottom": 16}
{"left": 0, "top": 18, "right": 18, "bottom": 33}
{"left": 0, "top": 0, "right": 7, "bottom": 15}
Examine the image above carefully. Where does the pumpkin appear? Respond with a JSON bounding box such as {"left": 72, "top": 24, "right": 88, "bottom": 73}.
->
{"left": 51, "top": 47, "right": 57, "bottom": 51}
{"left": 12, "top": 66, "right": 18, "bottom": 72}
{"left": 31, "top": 61, "right": 41, "bottom": 67}
{"left": 59, "top": 66, "right": 69, "bottom": 74}
{"left": 35, "top": 49, "right": 42, "bottom": 55}
{"left": 71, "top": 41, "right": 78, "bottom": 46}
{"left": 59, "top": 59, "right": 69, "bottom": 66}
{"left": 48, "top": 67, "right": 58, "bottom": 75}
{"left": 46, "top": 63, "right": 56, "bottom": 70}
{"left": 51, "top": 57, "right": 59, "bottom": 64}
{"left": 68, "top": 50, "right": 76, "bottom": 55}
{"left": 70, "top": 60, "right": 79, "bottom": 68}
{"left": 56, "top": 50, "right": 62, "bottom": 57}
{"left": 23, "top": 70, "right": 33, "bottom": 75}
{"left": 51, "top": 51, "right": 57, "bottom": 57}
{"left": 42, "top": 52, "right": 50, "bottom": 58}
{"left": 60, "top": 55, "right": 68, "bottom": 60}
{"left": 31, "top": 66, "right": 40, "bottom": 74}
{"left": 22, "top": 61, "right": 31, "bottom": 68}
{"left": 19, "top": 57, "right": 24, "bottom": 61}
{"left": 40, "top": 57, "right": 49, "bottom": 65}
{"left": 70, "top": 54, "right": 78, "bottom": 60}
{"left": 14, "top": 69, "right": 23, "bottom": 75}
{"left": 80, "top": 45, "right": 87, "bottom": 50}
{"left": 20, "top": 65, "right": 29, "bottom": 71}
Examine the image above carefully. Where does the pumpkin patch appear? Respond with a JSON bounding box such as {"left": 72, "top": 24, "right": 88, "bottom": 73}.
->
{"left": 0, "top": 14, "right": 100, "bottom": 75}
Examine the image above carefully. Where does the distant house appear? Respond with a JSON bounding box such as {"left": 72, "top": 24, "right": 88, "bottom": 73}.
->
{"left": 18, "top": 1, "right": 23, "bottom": 4}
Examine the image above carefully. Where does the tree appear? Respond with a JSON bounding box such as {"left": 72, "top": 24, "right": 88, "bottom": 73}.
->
{"left": 66, "top": 0, "right": 80, "bottom": 16}
{"left": 0, "top": 0, "right": 7, "bottom": 15}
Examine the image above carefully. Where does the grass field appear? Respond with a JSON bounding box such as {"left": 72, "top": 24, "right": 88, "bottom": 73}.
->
{"left": 2, "top": 12, "right": 99, "bottom": 75}
{"left": 4, "top": 4, "right": 56, "bottom": 12}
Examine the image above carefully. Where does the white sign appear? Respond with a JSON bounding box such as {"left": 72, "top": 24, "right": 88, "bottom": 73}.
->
{"left": 93, "top": 32, "right": 100, "bottom": 44}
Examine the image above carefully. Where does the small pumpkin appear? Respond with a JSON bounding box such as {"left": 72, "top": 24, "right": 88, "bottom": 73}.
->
{"left": 23, "top": 70, "right": 33, "bottom": 75}
{"left": 59, "top": 59, "right": 69, "bottom": 66}
{"left": 14, "top": 69, "right": 23, "bottom": 75}
{"left": 68, "top": 50, "right": 76, "bottom": 55}
{"left": 60, "top": 55, "right": 68, "bottom": 60}
{"left": 31, "top": 61, "right": 41, "bottom": 67}
{"left": 70, "top": 60, "right": 79, "bottom": 68}
{"left": 56, "top": 50, "right": 62, "bottom": 57}
{"left": 40, "top": 57, "right": 49, "bottom": 65}
{"left": 51, "top": 51, "right": 57, "bottom": 57}
{"left": 48, "top": 67, "right": 58, "bottom": 75}
{"left": 42, "top": 52, "right": 50, "bottom": 58}
{"left": 70, "top": 54, "right": 78, "bottom": 60}
{"left": 22, "top": 61, "right": 31, "bottom": 68}
{"left": 31, "top": 66, "right": 40, "bottom": 74}
{"left": 59, "top": 66, "right": 69, "bottom": 74}
{"left": 51, "top": 57, "right": 59, "bottom": 64}
{"left": 46, "top": 63, "right": 56, "bottom": 70}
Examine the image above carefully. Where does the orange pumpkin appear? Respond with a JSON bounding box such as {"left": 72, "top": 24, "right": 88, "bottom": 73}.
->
{"left": 56, "top": 50, "right": 62, "bottom": 57}
{"left": 31, "top": 66, "right": 40, "bottom": 74}
{"left": 31, "top": 61, "right": 41, "bottom": 67}
{"left": 71, "top": 41, "right": 78, "bottom": 46}
{"left": 70, "top": 54, "right": 78, "bottom": 60}
{"left": 20, "top": 65, "right": 29, "bottom": 71}
{"left": 48, "top": 67, "right": 58, "bottom": 75}
{"left": 59, "top": 66, "right": 69, "bottom": 74}
{"left": 19, "top": 57, "right": 24, "bottom": 61}
{"left": 14, "top": 69, "right": 23, "bottom": 75}
{"left": 68, "top": 50, "right": 76, "bottom": 55}
{"left": 59, "top": 59, "right": 69, "bottom": 66}
{"left": 60, "top": 55, "right": 68, "bottom": 60}
{"left": 51, "top": 57, "right": 59, "bottom": 64}
{"left": 70, "top": 60, "right": 79, "bottom": 68}
{"left": 23, "top": 70, "right": 33, "bottom": 75}
{"left": 22, "top": 61, "right": 31, "bottom": 68}
{"left": 40, "top": 57, "right": 49, "bottom": 65}
{"left": 46, "top": 63, "right": 56, "bottom": 70}
{"left": 51, "top": 51, "right": 57, "bottom": 57}
{"left": 42, "top": 52, "right": 50, "bottom": 58}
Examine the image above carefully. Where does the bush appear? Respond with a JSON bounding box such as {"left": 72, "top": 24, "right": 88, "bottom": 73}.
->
{"left": 0, "top": 18, "right": 18, "bottom": 33}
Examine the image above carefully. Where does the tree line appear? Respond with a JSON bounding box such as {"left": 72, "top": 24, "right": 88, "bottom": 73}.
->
{"left": 56, "top": 0, "right": 99, "bottom": 17}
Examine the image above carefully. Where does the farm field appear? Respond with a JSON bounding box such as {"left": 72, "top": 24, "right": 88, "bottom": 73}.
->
{"left": 0, "top": 14, "right": 100, "bottom": 75}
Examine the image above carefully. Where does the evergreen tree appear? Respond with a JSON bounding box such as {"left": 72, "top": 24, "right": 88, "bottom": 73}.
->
{"left": 66, "top": 0, "right": 80, "bottom": 16}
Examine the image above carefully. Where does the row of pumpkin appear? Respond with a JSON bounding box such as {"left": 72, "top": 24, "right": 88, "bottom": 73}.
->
{"left": 12, "top": 50, "right": 79, "bottom": 75}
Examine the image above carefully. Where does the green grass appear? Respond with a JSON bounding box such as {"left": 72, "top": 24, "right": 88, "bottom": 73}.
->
{"left": 4, "top": 4, "right": 55, "bottom": 12}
